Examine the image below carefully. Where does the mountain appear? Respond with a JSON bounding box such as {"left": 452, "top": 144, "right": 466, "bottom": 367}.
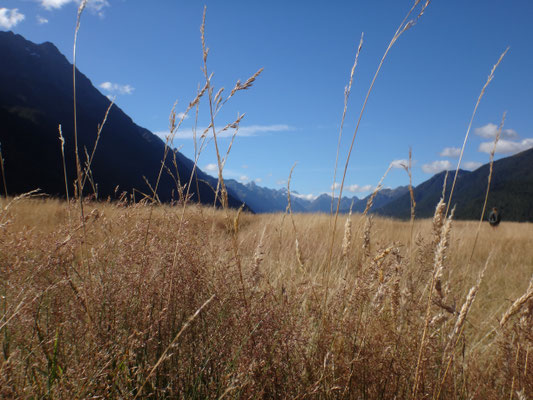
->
{"left": 352, "top": 186, "right": 409, "bottom": 213}
{"left": 224, "top": 180, "right": 408, "bottom": 214}
{"left": 0, "top": 31, "right": 244, "bottom": 209}
{"left": 377, "top": 148, "right": 533, "bottom": 221}
{"left": 224, "top": 180, "right": 309, "bottom": 213}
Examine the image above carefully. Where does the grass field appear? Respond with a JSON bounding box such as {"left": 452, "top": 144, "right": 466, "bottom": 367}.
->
{"left": 1, "top": 2, "right": 531, "bottom": 398}
{"left": 0, "top": 197, "right": 531, "bottom": 398}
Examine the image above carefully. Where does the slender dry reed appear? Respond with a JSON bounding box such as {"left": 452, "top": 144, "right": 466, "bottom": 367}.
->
{"left": 325, "top": 1, "right": 430, "bottom": 313}
{"left": 286, "top": 164, "right": 305, "bottom": 271}
{"left": 464, "top": 111, "right": 505, "bottom": 280}
{"left": 331, "top": 33, "right": 364, "bottom": 214}
{"left": 446, "top": 47, "right": 509, "bottom": 217}
{"left": 72, "top": 0, "right": 87, "bottom": 218}
{"left": 0, "top": 142, "right": 7, "bottom": 197}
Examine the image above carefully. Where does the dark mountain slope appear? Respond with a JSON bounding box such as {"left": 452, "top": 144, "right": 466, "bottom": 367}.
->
{"left": 377, "top": 148, "right": 533, "bottom": 221}
{"left": 0, "top": 31, "right": 244, "bottom": 208}
{"left": 352, "top": 186, "right": 409, "bottom": 213}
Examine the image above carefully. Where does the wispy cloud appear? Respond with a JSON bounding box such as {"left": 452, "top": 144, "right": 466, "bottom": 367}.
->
{"left": 99, "top": 82, "right": 134, "bottom": 95}
{"left": 478, "top": 138, "right": 533, "bottom": 155}
{"left": 391, "top": 159, "right": 408, "bottom": 169}
{"left": 157, "top": 124, "right": 292, "bottom": 140}
{"left": 39, "top": 0, "right": 109, "bottom": 12}
{"left": 292, "top": 193, "right": 318, "bottom": 201}
{"left": 239, "top": 175, "right": 250, "bottom": 183}
{"left": 177, "top": 112, "right": 189, "bottom": 120}
{"left": 39, "top": 0, "right": 72, "bottom": 10}
{"left": 331, "top": 182, "right": 373, "bottom": 193}
{"left": 36, "top": 15, "right": 49, "bottom": 24}
{"left": 204, "top": 163, "right": 218, "bottom": 172}
{"left": 346, "top": 184, "right": 373, "bottom": 193}
{"left": 421, "top": 160, "right": 452, "bottom": 174}
{"left": 238, "top": 124, "right": 291, "bottom": 136}
{"left": 463, "top": 161, "right": 482, "bottom": 170}
{"left": 254, "top": 178, "right": 262, "bottom": 183}
{"left": 0, "top": 8, "right": 25, "bottom": 29}
{"left": 474, "top": 123, "right": 519, "bottom": 139}
{"left": 440, "top": 147, "right": 461, "bottom": 158}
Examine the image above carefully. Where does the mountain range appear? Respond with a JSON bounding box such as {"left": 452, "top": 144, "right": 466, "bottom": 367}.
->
{"left": 1, "top": 31, "right": 532, "bottom": 221}
{"left": 224, "top": 179, "right": 409, "bottom": 214}
{"left": 377, "top": 148, "right": 533, "bottom": 221}
{"left": 0, "top": 31, "right": 243, "bottom": 208}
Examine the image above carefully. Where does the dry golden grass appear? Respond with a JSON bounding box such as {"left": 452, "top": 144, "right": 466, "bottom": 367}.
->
{"left": 0, "top": 197, "right": 531, "bottom": 398}
{"left": 1, "top": 3, "right": 530, "bottom": 398}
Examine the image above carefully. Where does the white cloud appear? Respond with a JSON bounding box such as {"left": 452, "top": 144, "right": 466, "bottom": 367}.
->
{"left": 0, "top": 8, "right": 25, "bottom": 29}
{"left": 254, "top": 178, "right": 262, "bottom": 183}
{"left": 162, "top": 124, "right": 292, "bottom": 139}
{"left": 99, "top": 82, "right": 134, "bottom": 95}
{"left": 276, "top": 179, "right": 286, "bottom": 186}
{"left": 239, "top": 175, "right": 249, "bottom": 182}
{"left": 177, "top": 112, "right": 189, "bottom": 120}
{"left": 478, "top": 138, "right": 533, "bottom": 155}
{"left": 39, "top": 0, "right": 109, "bottom": 12}
{"left": 331, "top": 182, "right": 373, "bottom": 193}
{"left": 36, "top": 15, "right": 49, "bottom": 24}
{"left": 237, "top": 124, "right": 291, "bottom": 136}
{"left": 40, "top": 0, "right": 72, "bottom": 10}
{"left": 474, "top": 123, "right": 519, "bottom": 140}
{"left": 204, "top": 163, "right": 218, "bottom": 172}
{"left": 346, "top": 184, "right": 373, "bottom": 193}
{"left": 440, "top": 147, "right": 461, "bottom": 158}
{"left": 463, "top": 161, "right": 482, "bottom": 170}
{"left": 422, "top": 160, "right": 452, "bottom": 174}
{"left": 292, "top": 193, "right": 317, "bottom": 201}
{"left": 391, "top": 159, "right": 408, "bottom": 169}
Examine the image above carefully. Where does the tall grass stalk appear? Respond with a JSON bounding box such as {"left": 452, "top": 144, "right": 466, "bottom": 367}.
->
{"left": 464, "top": 111, "right": 505, "bottom": 280}
{"left": 324, "top": 0, "right": 430, "bottom": 312}
{"left": 57, "top": 125, "right": 70, "bottom": 221}
{"left": 72, "top": 0, "right": 87, "bottom": 224}
{"left": 330, "top": 33, "right": 364, "bottom": 214}
{"left": 0, "top": 143, "right": 7, "bottom": 197}
{"left": 445, "top": 47, "right": 509, "bottom": 217}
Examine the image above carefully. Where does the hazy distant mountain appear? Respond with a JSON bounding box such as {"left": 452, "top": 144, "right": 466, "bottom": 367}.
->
{"left": 224, "top": 180, "right": 409, "bottom": 214}
{"left": 224, "top": 180, "right": 309, "bottom": 213}
{"left": 0, "top": 31, "right": 244, "bottom": 208}
{"left": 377, "top": 148, "right": 533, "bottom": 221}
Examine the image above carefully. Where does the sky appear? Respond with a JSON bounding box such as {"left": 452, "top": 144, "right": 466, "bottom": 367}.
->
{"left": 2, "top": 0, "right": 533, "bottom": 199}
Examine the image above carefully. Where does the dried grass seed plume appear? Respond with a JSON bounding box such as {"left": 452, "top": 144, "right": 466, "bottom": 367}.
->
{"left": 500, "top": 275, "right": 533, "bottom": 328}
{"left": 331, "top": 33, "right": 364, "bottom": 214}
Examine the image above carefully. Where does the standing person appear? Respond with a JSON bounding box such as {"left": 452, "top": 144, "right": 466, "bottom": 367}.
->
{"left": 488, "top": 207, "right": 501, "bottom": 227}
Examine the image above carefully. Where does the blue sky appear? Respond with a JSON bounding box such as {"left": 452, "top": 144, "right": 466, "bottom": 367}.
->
{"left": 2, "top": 0, "right": 533, "bottom": 199}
